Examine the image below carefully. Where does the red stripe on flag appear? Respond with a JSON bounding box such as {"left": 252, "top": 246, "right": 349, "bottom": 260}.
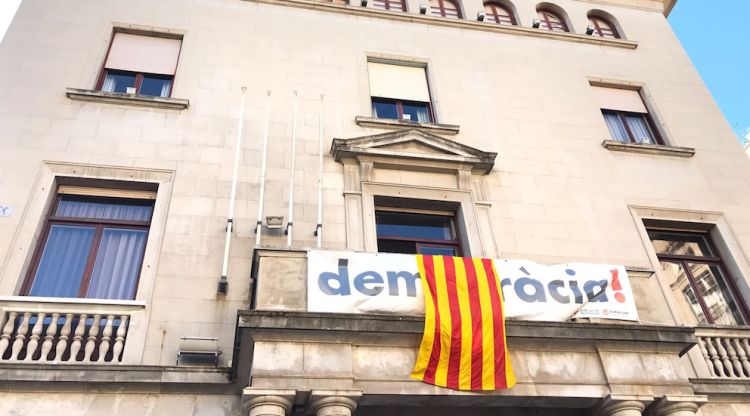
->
{"left": 483, "top": 258, "right": 507, "bottom": 388}
{"left": 463, "top": 257, "right": 484, "bottom": 390}
{"left": 422, "top": 255, "right": 442, "bottom": 384}
{"left": 443, "top": 256, "right": 462, "bottom": 389}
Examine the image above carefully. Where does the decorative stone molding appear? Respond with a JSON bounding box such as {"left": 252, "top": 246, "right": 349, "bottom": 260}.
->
{"left": 242, "top": 389, "right": 296, "bottom": 416}
{"left": 66, "top": 88, "right": 190, "bottom": 110}
{"left": 309, "top": 390, "right": 362, "bottom": 416}
{"left": 594, "top": 394, "right": 652, "bottom": 416}
{"left": 645, "top": 395, "right": 707, "bottom": 416}
{"left": 354, "top": 116, "right": 460, "bottom": 135}
{"left": 601, "top": 140, "right": 695, "bottom": 158}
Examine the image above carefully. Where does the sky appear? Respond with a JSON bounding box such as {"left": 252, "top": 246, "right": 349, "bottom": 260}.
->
{"left": 0, "top": 0, "right": 747, "bottom": 143}
{"left": 669, "top": 0, "right": 750, "bottom": 145}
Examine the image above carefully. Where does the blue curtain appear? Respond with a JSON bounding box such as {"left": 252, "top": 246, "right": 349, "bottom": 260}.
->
{"left": 57, "top": 199, "right": 152, "bottom": 221}
{"left": 625, "top": 115, "right": 655, "bottom": 144}
{"left": 29, "top": 225, "right": 95, "bottom": 297}
{"left": 87, "top": 229, "right": 147, "bottom": 300}
{"left": 603, "top": 113, "right": 629, "bottom": 142}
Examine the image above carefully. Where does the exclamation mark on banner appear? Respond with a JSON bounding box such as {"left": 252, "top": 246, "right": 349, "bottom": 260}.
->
{"left": 610, "top": 269, "right": 625, "bottom": 303}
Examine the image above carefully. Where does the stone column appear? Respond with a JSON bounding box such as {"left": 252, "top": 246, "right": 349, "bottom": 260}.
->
{"left": 309, "top": 390, "right": 363, "bottom": 416}
{"left": 647, "top": 395, "right": 708, "bottom": 416}
{"left": 594, "top": 395, "right": 652, "bottom": 416}
{"left": 242, "top": 389, "right": 296, "bottom": 416}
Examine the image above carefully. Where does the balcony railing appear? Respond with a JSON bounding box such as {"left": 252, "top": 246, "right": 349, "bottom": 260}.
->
{"left": 696, "top": 327, "right": 750, "bottom": 379}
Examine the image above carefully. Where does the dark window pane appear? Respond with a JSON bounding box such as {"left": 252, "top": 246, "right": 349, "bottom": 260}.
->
{"left": 372, "top": 98, "right": 398, "bottom": 120}
{"left": 378, "top": 239, "right": 418, "bottom": 254}
{"left": 102, "top": 70, "right": 137, "bottom": 94}
{"left": 418, "top": 245, "right": 458, "bottom": 256}
{"left": 56, "top": 196, "right": 153, "bottom": 222}
{"left": 140, "top": 74, "right": 173, "bottom": 97}
{"left": 648, "top": 231, "right": 714, "bottom": 257}
{"left": 624, "top": 114, "right": 656, "bottom": 144}
{"left": 376, "top": 211, "right": 454, "bottom": 240}
{"left": 689, "top": 263, "right": 745, "bottom": 325}
{"left": 87, "top": 228, "right": 148, "bottom": 300}
{"left": 602, "top": 111, "right": 629, "bottom": 142}
{"left": 402, "top": 101, "right": 431, "bottom": 122}
{"left": 29, "top": 225, "right": 96, "bottom": 298}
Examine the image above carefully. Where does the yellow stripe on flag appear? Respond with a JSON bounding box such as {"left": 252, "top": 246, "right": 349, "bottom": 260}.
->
{"left": 454, "top": 257, "right": 473, "bottom": 390}
{"left": 411, "top": 255, "right": 433, "bottom": 381}
{"left": 433, "top": 256, "right": 452, "bottom": 387}
{"left": 473, "top": 257, "right": 495, "bottom": 390}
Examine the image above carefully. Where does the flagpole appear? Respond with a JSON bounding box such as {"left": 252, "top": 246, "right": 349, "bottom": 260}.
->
{"left": 285, "top": 90, "right": 299, "bottom": 247}
{"left": 315, "top": 95, "right": 324, "bottom": 248}
{"left": 255, "top": 90, "right": 271, "bottom": 246}
{"left": 219, "top": 86, "right": 246, "bottom": 294}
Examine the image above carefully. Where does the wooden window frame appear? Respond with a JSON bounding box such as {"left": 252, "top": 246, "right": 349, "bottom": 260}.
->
{"left": 649, "top": 229, "right": 750, "bottom": 325}
{"left": 20, "top": 192, "right": 153, "bottom": 299}
{"left": 375, "top": 208, "right": 463, "bottom": 256}
{"left": 538, "top": 9, "right": 568, "bottom": 32}
{"left": 372, "top": 0, "right": 406, "bottom": 11}
{"left": 589, "top": 16, "right": 620, "bottom": 39}
{"left": 430, "top": 0, "right": 463, "bottom": 19}
{"left": 484, "top": 2, "right": 516, "bottom": 25}
{"left": 371, "top": 97, "right": 434, "bottom": 123}
{"left": 602, "top": 109, "right": 663, "bottom": 145}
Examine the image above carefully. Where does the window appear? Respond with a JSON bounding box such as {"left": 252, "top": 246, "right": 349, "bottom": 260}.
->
{"left": 21, "top": 185, "right": 155, "bottom": 300}
{"left": 648, "top": 229, "right": 748, "bottom": 326}
{"left": 536, "top": 8, "right": 568, "bottom": 32}
{"left": 430, "top": 0, "right": 462, "bottom": 19}
{"left": 589, "top": 16, "right": 619, "bottom": 38}
{"left": 372, "top": 0, "right": 406, "bottom": 11}
{"left": 484, "top": 2, "right": 516, "bottom": 25}
{"left": 591, "top": 86, "right": 662, "bottom": 145}
{"left": 376, "top": 208, "right": 461, "bottom": 255}
{"left": 98, "top": 32, "right": 182, "bottom": 98}
{"left": 368, "top": 61, "right": 433, "bottom": 122}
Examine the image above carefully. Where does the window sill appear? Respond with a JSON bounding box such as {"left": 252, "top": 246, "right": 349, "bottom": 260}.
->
{"left": 0, "top": 295, "right": 147, "bottom": 310}
{"left": 355, "top": 116, "right": 459, "bottom": 135}
{"left": 243, "top": 0, "right": 638, "bottom": 49}
{"left": 66, "top": 88, "right": 189, "bottom": 110}
{"left": 602, "top": 140, "right": 695, "bottom": 158}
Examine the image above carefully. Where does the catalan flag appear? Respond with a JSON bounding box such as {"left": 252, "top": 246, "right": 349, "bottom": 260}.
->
{"left": 411, "top": 255, "right": 515, "bottom": 391}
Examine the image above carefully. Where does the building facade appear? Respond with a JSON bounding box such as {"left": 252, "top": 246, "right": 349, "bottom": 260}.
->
{"left": 1, "top": 0, "right": 750, "bottom": 414}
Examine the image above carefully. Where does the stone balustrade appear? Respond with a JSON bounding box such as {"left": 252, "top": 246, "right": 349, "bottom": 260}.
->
{"left": 0, "top": 305, "right": 130, "bottom": 364}
{"left": 696, "top": 327, "right": 750, "bottom": 379}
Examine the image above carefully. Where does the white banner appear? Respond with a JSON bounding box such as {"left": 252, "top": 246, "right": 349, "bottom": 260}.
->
{"left": 307, "top": 250, "right": 639, "bottom": 322}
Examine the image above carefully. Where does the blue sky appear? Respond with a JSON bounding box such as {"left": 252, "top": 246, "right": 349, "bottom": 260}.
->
{"left": 669, "top": 0, "right": 750, "bottom": 145}
{"left": 0, "top": 1, "right": 747, "bottom": 143}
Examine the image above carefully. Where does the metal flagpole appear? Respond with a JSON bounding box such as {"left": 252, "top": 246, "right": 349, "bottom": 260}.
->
{"left": 219, "top": 86, "right": 247, "bottom": 294}
{"left": 255, "top": 90, "right": 271, "bottom": 246}
{"left": 285, "top": 91, "right": 299, "bottom": 247}
{"left": 315, "top": 95, "right": 324, "bottom": 248}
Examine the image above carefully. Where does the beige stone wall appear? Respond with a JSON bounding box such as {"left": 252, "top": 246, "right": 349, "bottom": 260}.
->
{"left": 0, "top": 0, "right": 746, "bottom": 372}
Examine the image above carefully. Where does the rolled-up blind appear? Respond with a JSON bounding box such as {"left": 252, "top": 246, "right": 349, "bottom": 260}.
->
{"left": 592, "top": 86, "right": 647, "bottom": 113}
{"left": 58, "top": 185, "right": 157, "bottom": 200}
{"left": 105, "top": 32, "right": 182, "bottom": 75}
{"left": 368, "top": 62, "right": 431, "bottom": 102}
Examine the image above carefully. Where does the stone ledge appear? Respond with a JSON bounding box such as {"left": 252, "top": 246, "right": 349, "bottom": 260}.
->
{"left": 355, "top": 116, "right": 460, "bottom": 135}
{"left": 66, "top": 88, "right": 190, "bottom": 110}
{"left": 243, "top": 0, "right": 639, "bottom": 49}
{"left": 601, "top": 140, "right": 696, "bottom": 158}
{"left": 690, "top": 378, "right": 750, "bottom": 396}
{"left": 238, "top": 310, "right": 696, "bottom": 351}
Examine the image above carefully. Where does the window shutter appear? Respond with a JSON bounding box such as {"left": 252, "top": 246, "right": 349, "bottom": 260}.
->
{"left": 105, "top": 32, "right": 182, "bottom": 76}
{"left": 58, "top": 185, "right": 157, "bottom": 200}
{"left": 368, "top": 62, "right": 431, "bottom": 102}
{"left": 592, "top": 86, "right": 648, "bottom": 113}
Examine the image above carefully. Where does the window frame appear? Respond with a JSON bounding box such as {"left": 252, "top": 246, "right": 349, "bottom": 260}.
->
{"left": 372, "top": 0, "right": 406, "bottom": 11}
{"left": 601, "top": 108, "right": 663, "bottom": 145}
{"left": 20, "top": 191, "right": 153, "bottom": 300}
{"left": 537, "top": 9, "right": 569, "bottom": 32}
{"left": 371, "top": 96, "right": 434, "bottom": 123}
{"left": 648, "top": 229, "right": 750, "bottom": 325}
{"left": 589, "top": 16, "right": 620, "bottom": 39}
{"left": 483, "top": 2, "right": 516, "bottom": 25}
{"left": 375, "top": 207, "right": 463, "bottom": 256}
{"left": 95, "top": 30, "right": 182, "bottom": 99}
{"left": 430, "top": 0, "right": 463, "bottom": 19}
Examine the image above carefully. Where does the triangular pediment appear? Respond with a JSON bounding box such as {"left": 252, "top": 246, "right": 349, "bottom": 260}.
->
{"left": 330, "top": 129, "right": 496, "bottom": 174}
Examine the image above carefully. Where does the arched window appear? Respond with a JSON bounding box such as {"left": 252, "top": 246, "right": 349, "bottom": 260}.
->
{"left": 484, "top": 2, "right": 516, "bottom": 25}
{"left": 589, "top": 16, "right": 620, "bottom": 39}
{"left": 537, "top": 8, "right": 568, "bottom": 32}
{"left": 430, "top": 0, "right": 462, "bottom": 19}
{"left": 372, "top": 0, "right": 406, "bottom": 12}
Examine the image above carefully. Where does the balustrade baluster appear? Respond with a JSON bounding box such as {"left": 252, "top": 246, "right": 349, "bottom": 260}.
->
{"left": 10, "top": 312, "right": 31, "bottom": 361}
{"left": 723, "top": 337, "right": 743, "bottom": 377}
{"left": 83, "top": 314, "right": 101, "bottom": 362}
{"left": 111, "top": 315, "right": 128, "bottom": 363}
{"left": 40, "top": 313, "right": 60, "bottom": 362}
{"left": 69, "top": 314, "right": 87, "bottom": 362}
{"left": 705, "top": 337, "right": 725, "bottom": 377}
{"left": 731, "top": 338, "right": 750, "bottom": 378}
{"left": 698, "top": 337, "right": 715, "bottom": 377}
{"left": 0, "top": 312, "right": 17, "bottom": 359}
{"left": 716, "top": 336, "right": 735, "bottom": 377}
{"left": 54, "top": 314, "right": 73, "bottom": 362}
{"left": 24, "top": 312, "right": 45, "bottom": 362}
{"left": 97, "top": 315, "right": 115, "bottom": 363}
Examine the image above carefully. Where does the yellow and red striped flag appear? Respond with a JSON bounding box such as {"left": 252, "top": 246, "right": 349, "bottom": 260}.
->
{"left": 411, "top": 255, "right": 515, "bottom": 391}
